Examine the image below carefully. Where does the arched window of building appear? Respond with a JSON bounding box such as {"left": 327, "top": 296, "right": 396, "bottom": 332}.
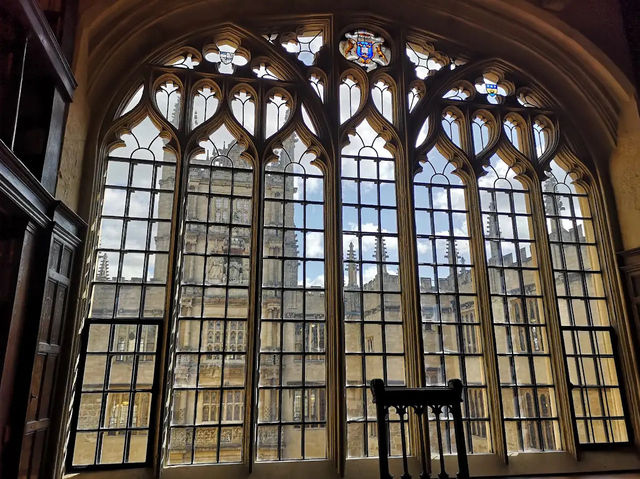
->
{"left": 66, "top": 17, "right": 632, "bottom": 476}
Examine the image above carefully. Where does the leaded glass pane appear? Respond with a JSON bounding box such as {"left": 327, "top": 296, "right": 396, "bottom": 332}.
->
{"left": 480, "top": 155, "right": 560, "bottom": 452}
{"left": 415, "top": 147, "right": 491, "bottom": 454}
{"left": 342, "top": 119, "right": 406, "bottom": 458}
{"left": 72, "top": 114, "right": 175, "bottom": 466}
{"left": 168, "top": 124, "right": 252, "bottom": 464}
{"left": 257, "top": 132, "right": 327, "bottom": 461}
{"left": 543, "top": 159, "right": 628, "bottom": 444}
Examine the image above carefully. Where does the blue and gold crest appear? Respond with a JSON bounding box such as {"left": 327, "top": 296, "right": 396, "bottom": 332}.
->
{"left": 486, "top": 83, "right": 499, "bottom": 97}
{"left": 340, "top": 30, "right": 390, "bottom": 71}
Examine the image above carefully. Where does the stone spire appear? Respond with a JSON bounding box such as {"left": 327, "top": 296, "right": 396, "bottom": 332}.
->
{"left": 346, "top": 241, "right": 359, "bottom": 287}
{"left": 96, "top": 252, "right": 110, "bottom": 281}
{"left": 373, "top": 236, "right": 388, "bottom": 275}
{"left": 486, "top": 199, "right": 501, "bottom": 266}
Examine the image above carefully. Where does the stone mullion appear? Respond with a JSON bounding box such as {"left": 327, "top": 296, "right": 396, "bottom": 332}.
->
{"left": 395, "top": 27, "right": 426, "bottom": 463}
{"left": 328, "top": 19, "right": 346, "bottom": 475}
{"left": 463, "top": 153, "right": 507, "bottom": 462}
{"left": 154, "top": 68, "right": 190, "bottom": 473}
{"left": 246, "top": 79, "right": 266, "bottom": 469}
{"left": 527, "top": 174, "right": 577, "bottom": 458}
{"left": 324, "top": 150, "right": 343, "bottom": 471}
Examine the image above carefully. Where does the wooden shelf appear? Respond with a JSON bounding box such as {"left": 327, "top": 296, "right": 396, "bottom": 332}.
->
{"left": 8, "top": 0, "right": 76, "bottom": 101}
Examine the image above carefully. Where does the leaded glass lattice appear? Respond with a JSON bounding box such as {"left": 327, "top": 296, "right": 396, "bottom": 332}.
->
{"left": 167, "top": 125, "right": 252, "bottom": 464}
{"left": 72, "top": 115, "right": 175, "bottom": 466}
{"left": 479, "top": 155, "right": 560, "bottom": 452}
{"left": 342, "top": 119, "right": 407, "bottom": 458}
{"left": 543, "top": 160, "right": 628, "bottom": 445}
{"left": 68, "top": 17, "right": 633, "bottom": 474}
{"left": 415, "top": 148, "right": 490, "bottom": 454}
{"left": 257, "top": 132, "right": 327, "bottom": 461}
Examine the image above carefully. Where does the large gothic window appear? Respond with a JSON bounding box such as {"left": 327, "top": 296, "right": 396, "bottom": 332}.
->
{"left": 67, "top": 18, "right": 632, "bottom": 475}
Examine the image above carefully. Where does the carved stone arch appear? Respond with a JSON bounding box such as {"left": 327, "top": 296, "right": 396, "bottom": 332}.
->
{"left": 190, "top": 78, "right": 223, "bottom": 99}
{"left": 340, "top": 67, "right": 369, "bottom": 122}
{"left": 539, "top": 143, "right": 594, "bottom": 195}
{"left": 369, "top": 71, "right": 398, "bottom": 125}
{"left": 470, "top": 108, "right": 500, "bottom": 156}
{"left": 227, "top": 82, "right": 259, "bottom": 136}
{"left": 486, "top": 140, "right": 539, "bottom": 191}
{"left": 264, "top": 86, "right": 296, "bottom": 138}
{"left": 531, "top": 113, "right": 560, "bottom": 164}
{"left": 439, "top": 104, "right": 468, "bottom": 151}
{"left": 501, "top": 111, "right": 531, "bottom": 154}
{"left": 188, "top": 77, "right": 223, "bottom": 130}
{"left": 339, "top": 105, "right": 402, "bottom": 160}
{"left": 263, "top": 117, "right": 330, "bottom": 173}
{"left": 184, "top": 110, "right": 258, "bottom": 169}
{"left": 54, "top": 6, "right": 640, "bottom": 475}
{"left": 101, "top": 105, "right": 181, "bottom": 163}
{"left": 191, "top": 92, "right": 240, "bottom": 138}
{"left": 422, "top": 139, "right": 477, "bottom": 189}
{"left": 150, "top": 72, "right": 186, "bottom": 128}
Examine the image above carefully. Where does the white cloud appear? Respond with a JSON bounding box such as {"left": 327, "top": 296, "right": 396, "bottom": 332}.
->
{"left": 306, "top": 232, "right": 324, "bottom": 258}
{"left": 307, "top": 273, "right": 325, "bottom": 287}
{"left": 362, "top": 264, "right": 379, "bottom": 284}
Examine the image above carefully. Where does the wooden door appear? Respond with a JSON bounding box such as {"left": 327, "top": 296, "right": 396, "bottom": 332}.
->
{"left": 18, "top": 232, "right": 75, "bottom": 478}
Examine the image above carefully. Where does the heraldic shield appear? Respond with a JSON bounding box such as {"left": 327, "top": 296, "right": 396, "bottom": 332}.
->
{"left": 340, "top": 29, "right": 391, "bottom": 71}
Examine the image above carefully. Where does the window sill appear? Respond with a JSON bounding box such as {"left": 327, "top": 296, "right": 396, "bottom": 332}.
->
{"left": 64, "top": 450, "right": 640, "bottom": 479}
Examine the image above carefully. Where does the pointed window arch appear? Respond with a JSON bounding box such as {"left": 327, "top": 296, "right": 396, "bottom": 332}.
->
{"left": 257, "top": 131, "right": 327, "bottom": 460}
{"left": 67, "top": 16, "right": 634, "bottom": 477}
{"left": 414, "top": 146, "right": 490, "bottom": 454}
{"left": 478, "top": 154, "right": 559, "bottom": 453}
{"left": 543, "top": 159, "right": 628, "bottom": 445}
{"left": 341, "top": 118, "right": 406, "bottom": 458}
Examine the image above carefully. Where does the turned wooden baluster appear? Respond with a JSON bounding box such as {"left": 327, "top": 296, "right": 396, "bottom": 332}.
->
{"left": 448, "top": 379, "right": 469, "bottom": 479}
{"left": 415, "top": 405, "right": 430, "bottom": 479}
{"left": 397, "top": 405, "right": 411, "bottom": 479}
{"left": 432, "top": 404, "right": 448, "bottom": 479}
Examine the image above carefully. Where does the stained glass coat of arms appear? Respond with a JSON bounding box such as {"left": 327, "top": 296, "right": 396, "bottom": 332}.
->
{"left": 339, "top": 30, "right": 390, "bottom": 71}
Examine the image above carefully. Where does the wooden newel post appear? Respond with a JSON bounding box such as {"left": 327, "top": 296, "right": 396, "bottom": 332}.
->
{"left": 448, "top": 379, "right": 469, "bottom": 479}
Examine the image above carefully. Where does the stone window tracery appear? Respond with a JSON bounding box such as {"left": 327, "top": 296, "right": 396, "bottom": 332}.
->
{"left": 67, "top": 16, "right": 631, "bottom": 475}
